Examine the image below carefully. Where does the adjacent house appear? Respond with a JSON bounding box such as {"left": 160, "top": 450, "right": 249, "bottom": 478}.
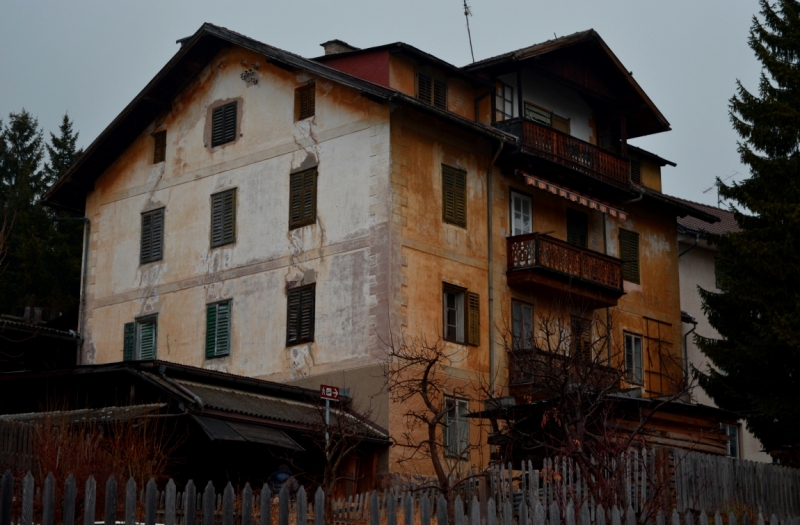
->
{"left": 40, "top": 24, "right": 737, "bottom": 478}
{"left": 676, "top": 197, "right": 772, "bottom": 462}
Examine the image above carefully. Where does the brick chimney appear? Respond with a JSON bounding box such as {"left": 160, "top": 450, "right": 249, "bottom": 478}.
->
{"left": 320, "top": 40, "right": 360, "bottom": 56}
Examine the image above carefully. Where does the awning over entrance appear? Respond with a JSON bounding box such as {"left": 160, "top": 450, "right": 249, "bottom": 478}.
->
{"left": 192, "top": 415, "right": 305, "bottom": 451}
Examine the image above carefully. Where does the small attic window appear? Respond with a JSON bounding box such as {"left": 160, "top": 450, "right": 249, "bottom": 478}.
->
{"left": 417, "top": 71, "right": 447, "bottom": 110}
{"left": 152, "top": 131, "right": 166, "bottom": 164}
{"left": 296, "top": 84, "right": 316, "bottom": 121}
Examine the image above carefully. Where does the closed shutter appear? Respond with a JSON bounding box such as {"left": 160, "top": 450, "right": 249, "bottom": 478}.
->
{"left": 630, "top": 155, "right": 641, "bottom": 184}
{"left": 619, "top": 229, "right": 640, "bottom": 283}
{"left": 298, "top": 84, "right": 315, "bottom": 120}
{"left": 141, "top": 209, "right": 164, "bottom": 264}
{"left": 123, "top": 322, "right": 135, "bottom": 361}
{"left": 211, "top": 102, "right": 237, "bottom": 147}
{"left": 205, "top": 304, "right": 217, "bottom": 359}
{"left": 433, "top": 78, "right": 447, "bottom": 110}
{"left": 467, "top": 292, "right": 480, "bottom": 346}
{"left": 566, "top": 209, "right": 588, "bottom": 248}
{"left": 286, "top": 285, "right": 315, "bottom": 345}
{"left": 206, "top": 302, "right": 231, "bottom": 358}
{"left": 289, "top": 170, "right": 317, "bottom": 229}
{"left": 442, "top": 166, "right": 467, "bottom": 228}
{"left": 211, "top": 190, "right": 236, "bottom": 247}
{"left": 418, "top": 72, "right": 433, "bottom": 104}
{"left": 153, "top": 131, "right": 166, "bottom": 164}
{"left": 138, "top": 322, "right": 156, "bottom": 360}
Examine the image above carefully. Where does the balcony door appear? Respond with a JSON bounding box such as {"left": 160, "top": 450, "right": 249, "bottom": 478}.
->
{"left": 511, "top": 191, "right": 533, "bottom": 236}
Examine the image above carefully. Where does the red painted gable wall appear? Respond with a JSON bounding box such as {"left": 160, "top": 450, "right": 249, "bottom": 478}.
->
{"left": 319, "top": 50, "right": 391, "bottom": 88}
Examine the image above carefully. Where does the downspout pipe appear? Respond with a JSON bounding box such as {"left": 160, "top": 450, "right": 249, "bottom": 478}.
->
{"left": 622, "top": 190, "right": 644, "bottom": 204}
{"left": 488, "top": 141, "right": 504, "bottom": 392}
{"left": 159, "top": 366, "right": 205, "bottom": 409}
{"left": 55, "top": 216, "right": 90, "bottom": 365}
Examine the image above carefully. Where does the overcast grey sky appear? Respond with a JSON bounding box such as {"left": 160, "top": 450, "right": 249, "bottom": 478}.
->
{"left": 0, "top": 1, "right": 761, "bottom": 206}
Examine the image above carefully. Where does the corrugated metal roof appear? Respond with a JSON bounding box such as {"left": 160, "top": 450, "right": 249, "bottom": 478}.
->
{"left": 671, "top": 195, "right": 739, "bottom": 236}
{"left": 0, "top": 403, "right": 165, "bottom": 423}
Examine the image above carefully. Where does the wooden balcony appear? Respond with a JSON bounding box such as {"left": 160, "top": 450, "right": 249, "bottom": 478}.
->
{"left": 507, "top": 348, "right": 621, "bottom": 395}
{"left": 507, "top": 233, "right": 624, "bottom": 308}
{"left": 494, "top": 118, "right": 630, "bottom": 190}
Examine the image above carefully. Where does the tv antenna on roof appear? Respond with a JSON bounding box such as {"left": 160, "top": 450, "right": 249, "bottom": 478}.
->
{"left": 703, "top": 171, "right": 739, "bottom": 207}
{"left": 463, "top": 0, "right": 475, "bottom": 63}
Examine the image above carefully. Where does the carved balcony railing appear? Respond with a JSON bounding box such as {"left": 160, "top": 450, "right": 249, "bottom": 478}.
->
{"left": 494, "top": 118, "right": 630, "bottom": 189}
{"left": 508, "top": 348, "right": 622, "bottom": 392}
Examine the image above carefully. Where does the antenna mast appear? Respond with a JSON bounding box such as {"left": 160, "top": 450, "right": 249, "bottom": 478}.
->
{"left": 463, "top": 0, "right": 475, "bottom": 63}
{"left": 703, "top": 171, "right": 739, "bottom": 207}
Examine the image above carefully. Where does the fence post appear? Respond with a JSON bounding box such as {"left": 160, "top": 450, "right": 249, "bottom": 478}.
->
{"left": 125, "top": 478, "right": 137, "bottom": 525}
{"left": 203, "top": 482, "right": 216, "bottom": 525}
{"left": 391, "top": 490, "right": 400, "bottom": 525}
{"left": 580, "top": 501, "right": 590, "bottom": 525}
{"left": 404, "top": 492, "right": 414, "bottom": 525}
{"left": 21, "top": 472, "right": 34, "bottom": 525}
{"left": 596, "top": 505, "right": 606, "bottom": 525}
{"left": 371, "top": 491, "right": 380, "bottom": 525}
{"left": 144, "top": 479, "right": 157, "bottom": 525}
{"left": 0, "top": 470, "right": 12, "bottom": 525}
{"left": 315, "top": 488, "right": 324, "bottom": 525}
{"left": 436, "top": 494, "right": 446, "bottom": 525}
{"left": 549, "top": 501, "right": 559, "bottom": 525}
{"left": 165, "top": 480, "right": 176, "bottom": 525}
{"left": 488, "top": 498, "right": 497, "bottom": 525}
{"left": 63, "top": 474, "right": 77, "bottom": 525}
{"left": 454, "top": 496, "right": 464, "bottom": 525}
{"left": 185, "top": 481, "right": 197, "bottom": 525}
{"left": 728, "top": 513, "right": 737, "bottom": 525}
{"left": 240, "top": 484, "right": 252, "bottom": 525}
{"left": 671, "top": 509, "right": 680, "bottom": 525}
{"left": 505, "top": 498, "right": 514, "bottom": 525}
{"left": 296, "top": 486, "right": 307, "bottom": 525}
{"left": 84, "top": 476, "right": 96, "bottom": 525}
{"left": 42, "top": 472, "right": 55, "bottom": 525}
{"left": 470, "top": 497, "right": 479, "bottom": 525}
{"left": 611, "top": 505, "right": 621, "bottom": 525}
{"left": 279, "top": 483, "right": 289, "bottom": 525}
{"left": 566, "top": 500, "right": 575, "bottom": 525}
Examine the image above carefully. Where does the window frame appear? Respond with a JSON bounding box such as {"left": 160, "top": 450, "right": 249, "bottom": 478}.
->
{"left": 140, "top": 207, "right": 165, "bottom": 265}
{"left": 624, "top": 332, "right": 644, "bottom": 384}
{"left": 210, "top": 189, "right": 237, "bottom": 248}
{"left": 510, "top": 190, "right": 533, "bottom": 236}
{"left": 210, "top": 101, "right": 238, "bottom": 148}
{"left": 289, "top": 168, "right": 318, "bottom": 229}
{"left": 619, "top": 228, "right": 641, "bottom": 284}
{"left": 123, "top": 316, "right": 158, "bottom": 361}
{"left": 443, "top": 284, "right": 466, "bottom": 344}
{"left": 152, "top": 130, "right": 166, "bottom": 164}
{"left": 296, "top": 83, "right": 316, "bottom": 121}
{"left": 511, "top": 300, "right": 534, "bottom": 352}
{"left": 495, "top": 81, "right": 514, "bottom": 121}
{"left": 721, "top": 423, "right": 740, "bottom": 458}
{"left": 442, "top": 165, "right": 467, "bottom": 228}
{"left": 206, "top": 300, "right": 232, "bottom": 359}
{"left": 286, "top": 283, "right": 316, "bottom": 346}
{"left": 443, "top": 396, "right": 470, "bottom": 459}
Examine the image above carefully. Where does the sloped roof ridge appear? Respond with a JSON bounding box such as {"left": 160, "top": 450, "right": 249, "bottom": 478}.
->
{"left": 465, "top": 29, "right": 597, "bottom": 68}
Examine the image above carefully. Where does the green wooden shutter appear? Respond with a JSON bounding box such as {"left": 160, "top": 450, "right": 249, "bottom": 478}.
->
{"left": 619, "top": 229, "right": 640, "bottom": 283}
{"left": 299, "top": 285, "right": 315, "bottom": 342}
{"left": 442, "top": 166, "right": 467, "bottom": 228}
{"left": 150, "top": 209, "right": 164, "bottom": 262}
{"left": 140, "top": 212, "right": 153, "bottom": 264}
{"left": 467, "top": 292, "right": 480, "bottom": 346}
{"left": 286, "top": 288, "right": 301, "bottom": 344}
{"left": 211, "top": 190, "right": 235, "bottom": 247}
{"left": 566, "top": 209, "right": 588, "bottom": 248}
{"left": 215, "top": 302, "right": 231, "bottom": 356}
{"left": 205, "top": 304, "right": 218, "bottom": 359}
{"left": 123, "top": 322, "right": 135, "bottom": 361}
{"left": 211, "top": 102, "right": 237, "bottom": 147}
{"left": 138, "top": 322, "right": 156, "bottom": 360}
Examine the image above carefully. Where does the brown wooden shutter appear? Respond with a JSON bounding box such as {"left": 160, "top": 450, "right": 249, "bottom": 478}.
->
{"left": 286, "top": 284, "right": 315, "bottom": 345}
{"left": 298, "top": 84, "right": 316, "bottom": 120}
{"left": 299, "top": 285, "right": 315, "bottom": 342}
{"left": 467, "top": 292, "right": 480, "bottom": 346}
{"left": 211, "top": 102, "right": 237, "bottom": 147}
{"left": 433, "top": 78, "right": 447, "bottom": 110}
{"left": 630, "top": 154, "right": 642, "bottom": 184}
{"left": 289, "top": 169, "right": 317, "bottom": 229}
{"left": 619, "top": 229, "right": 640, "bottom": 283}
{"left": 211, "top": 190, "right": 236, "bottom": 247}
{"left": 418, "top": 72, "right": 433, "bottom": 104}
{"left": 566, "top": 209, "right": 588, "bottom": 248}
{"left": 442, "top": 166, "right": 467, "bottom": 228}
{"left": 153, "top": 131, "right": 166, "bottom": 164}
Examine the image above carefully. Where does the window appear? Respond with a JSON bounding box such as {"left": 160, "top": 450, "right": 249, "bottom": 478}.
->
{"left": 510, "top": 191, "right": 532, "bottom": 236}
{"left": 140, "top": 208, "right": 164, "bottom": 264}
{"left": 211, "top": 189, "right": 236, "bottom": 248}
{"left": 624, "top": 332, "right": 643, "bottom": 384}
{"left": 206, "top": 301, "right": 231, "bottom": 358}
{"left": 123, "top": 318, "right": 157, "bottom": 361}
{"left": 630, "top": 154, "right": 642, "bottom": 184}
{"left": 286, "top": 284, "right": 315, "bottom": 345}
{"left": 443, "top": 284, "right": 480, "bottom": 345}
{"left": 442, "top": 165, "right": 467, "bottom": 227}
{"left": 296, "top": 84, "right": 316, "bottom": 120}
{"left": 512, "top": 301, "right": 533, "bottom": 351}
{"left": 495, "top": 82, "right": 514, "bottom": 121}
{"left": 211, "top": 101, "right": 237, "bottom": 147}
{"left": 722, "top": 423, "right": 739, "bottom": 458}
{"left": 571, "top": 316, "right": 592, "bottom": 361}
{"left": 289, "top": 169, "right": 317, "bottom": 229}
{"left": 524, "top": 102, "right": 569, "bottom": 133}
{"left": 619, "top": 229, "right": 640, "bottom": 283}
{"left": 417, "top": 71, "right": 447, "bottom": 110}
{"left": 443, "top": 396, "right": 469, "bottom": 459}
{"left": 566, "top": 209, "right": 588, "bottom": 248}
{"left": 153, "top": 130, "right": 166, "bottom": 164}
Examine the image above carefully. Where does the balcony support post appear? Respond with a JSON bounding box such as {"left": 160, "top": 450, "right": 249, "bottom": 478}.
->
{"left": 620, "top": 116, "right": 628, "bottom": 158}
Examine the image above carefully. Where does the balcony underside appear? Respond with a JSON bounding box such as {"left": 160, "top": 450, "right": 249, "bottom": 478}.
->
{"left": 507, "top": 267, "right": 624, "bottom": 310}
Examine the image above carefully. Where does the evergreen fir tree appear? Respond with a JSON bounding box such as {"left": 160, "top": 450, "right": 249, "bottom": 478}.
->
{"left": 43, "top": 113, "right": 83, "bottom": 186}
{"left": 696, "top": 0, "right": 800, "bottom": 465}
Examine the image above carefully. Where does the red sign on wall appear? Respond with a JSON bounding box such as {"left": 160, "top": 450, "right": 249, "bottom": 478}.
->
{"left": 320, "top": 384, "right": 339, "bottom": 401}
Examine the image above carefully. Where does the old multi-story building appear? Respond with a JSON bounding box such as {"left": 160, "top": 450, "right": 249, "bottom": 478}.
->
{"left": 43, "top": 24, "right": 736, "bottom": 478}
{"left": 676, "top": 198, "right": 772, "bottom": 462}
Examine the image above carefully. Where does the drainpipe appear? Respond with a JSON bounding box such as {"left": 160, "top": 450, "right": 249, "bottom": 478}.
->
{"left": 159, "top": 366, "right": 205, "bottom": 409}
{"left": 602, "top": 212, "right": 612, "bottom": 366}
{"left": 679, "top": 233, "right": 700, "bottom": 257}
{"left": 55, "top": 216, "right": 91, "bottom": 365}
{"left": 622, "top": 191, "right": 644, "bottom": 204}
{"left": 681, "top": 312, "right": 698, "bottom": 388}
{"left": 487, "top": 141, "right": 504, "bottom": 392}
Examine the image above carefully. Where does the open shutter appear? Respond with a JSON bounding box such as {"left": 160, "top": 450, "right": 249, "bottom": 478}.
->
{"left": 299, "top": 285, "right": 315, "bottom": 342}
{"left": 215, "top": 302, "right": 231, "bottom": 356}
{"left": 205, "top": 305, "right": 218, "bottom": 359}
{"left": 566, "top": 209, "right": 588, "bottom": 248}
{"left": 417, "top": 72, "right": 433, "bottom": 104}
{"left": 619, "top": 229, "right": 640, "bottom": 283}
{"left": 123, "top": 322, "right": 135, "bottom": 361}
{"left": 211, "top": 192, "right": 224, "bottom": 247}
{"left": 150, "top": 209, "right": 164, "bottom": 262}
{"left": 140, "top": 212, "right": 152, "bottom": 264}
{"left": 442, "top": 166, "right": 466, "bottom": 227}
{"left": 433, "top": 78, "right": 448, "bottom": 110}
{"left": 138, "top": 322, "right": 156, "bottom": 360}
{"left": 467, "top": 292, "right": 480, "bottom": 346}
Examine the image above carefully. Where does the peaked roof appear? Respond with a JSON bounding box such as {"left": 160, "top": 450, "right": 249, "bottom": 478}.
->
{"left": 672, "top": 195, "right": 739, "bottom": 236}
{"left": 464, "top": 29, "right": 670, "bottom": 139}
{"left": 43, "top": 23, "right": 512, "bottom": 214}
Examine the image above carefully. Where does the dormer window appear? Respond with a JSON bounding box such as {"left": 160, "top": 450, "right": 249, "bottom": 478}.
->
{"left": 417, "top": 71, "right": 447, "bottom": 110}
